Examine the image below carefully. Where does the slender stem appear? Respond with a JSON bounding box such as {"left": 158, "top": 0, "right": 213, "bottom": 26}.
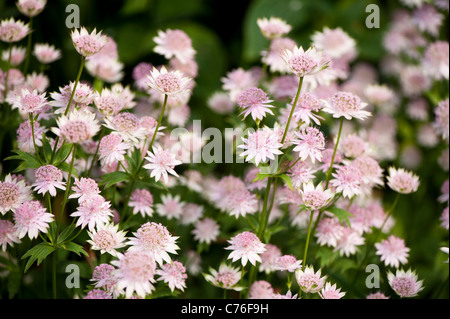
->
{"left": 57, "top": 144, "right": 77, "bottom": 234}
{"left": 281, "top": 77, "right": 304, "bottom": 145}
{"left": 3, "top": 43, "right": 13, "bottom": 101}
{"left": 261, "top": 178, "right": 278, "bottom": 242}
{"left": 325, "top": 117, "right": 344, "bottom": 189}
{"left": 29, "top": 113, "right": 43, "bottom": 163}
{"left": 302, "top": 210, "right": 315, "bottom": 271}
{"left": 257, "top": 178, "right": 273, "bottom": 239}
{"left": 23, "top": 17, "right": 33, "bottom": 75}
{"left": 86, "top": 127, "right": 105, "bottom": 177}
{"left": 50, "top": 56, "right": 85, "bottom": 162}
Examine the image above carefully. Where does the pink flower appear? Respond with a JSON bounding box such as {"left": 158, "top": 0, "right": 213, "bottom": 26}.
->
{"left": 292, "top": 127, "right": 325, "bottom": 164}
{"left": 71, "top": 27, "right": 108, "bottom": 57}
{"left": 282, "top": 46, "right": 330, "bottom": 77}
{"left": 33, "top": 43, "right": 61, "bottom": 64}
{"left": 388, "top": 269, "right": 424, "bottom": 298}
{"left": 16, "top": 0, "right": 47, "bottom": 17}
{"left": 225, "top": 231, "right": 266, "bottom": 266}
{"left": 340, "top": 135, "right": 367, "bottom": 158}
{"left": 127, "top": 222, "right": 179, "bottom": 266}
{"left": 156, "top": 194, "right": 184, "bottom": 220}
{"left": 153, "top": 29, "right": 196, "bottom": 63}
{"left": 192, "top": 218, "right": 220, "bottom": 245}
{"left": 0, "top": 174, "right": 32, "bottom": 215}
{"left": 434, "top": 98, "right": 449, "bottom": 142}
{"left": 26, "top": 72, "right": 49, "bottom": 94}
{"left": 0, "top": 220, "right": 21, "bottom": 251}
{"left": 387, "top": 167, "right": 420, "bottom": 194}
{"left": 238, "top": 128, "right": 283, "bottom": 166}
{"left": 351, "top": 155, "right": 384, "bottom": 188}
{"left": 207, "top": 92, "right": 235, "bottom": 114}
{"left": 259, "top": 244, "right": 282, "bottom": 273}
{"left": 69, "top": 177, "right": 100, "bottom": 204}
{"left": 319, "top": 282, "right": 346, "bottom": 299}
{"left": 0, "top": 18, "right": 30, "bottom": 43}
{"left": 312, "top": 27, "right": 357, "bottom": 61}
{"left": 271, "top": 255, "right": 302, "bottom": 272}
{"left": 237, "top": 87, "right": 274, "bottom": 121}
{"left": 315, "top": 218, "right": 345, "bottom": 248}
{"left": 84, "top": 290, "right": 112, "bottom": 299}
{"left": 11, "top": 88, "right": 47, "bottom": 114}
{"left": 322, "top": 91, "right": 371, "bottom": 120}
{"left": 129, "top": 189, "right": 154, "bottom": 218}
{"left": 441, "top": 207, "right": 449, "bottom": 230}
{"left": 295, "top": 265, "right": 327, "bottom": 294}
{"left": 103, "top": 112, "right": 146, "bottom": 144}
{"left": 220, "top": 189, "right": 258, "bottom": 219}
{"left": 423, "top": 41, "right": 449, "bottom": 80}
{"left": 221, "top": 68, "right": 259, "bottom": 102}
{"left": 334, "top": 227, "right": 365, "bottom": 257}
{"left": 70, "top": 195, "right": 113, "bottom": 231}
{"left": 257, "top": 17, "right": 292, "bottom": 39}
{"left": 290, "top": 92, "right": 324, "bottom": 126}
{"left": 287, "top": 160, "right": 315, "bottom": 189}
{"left": 413, "top": 4, "right": 444, "bottom": 36}
{"left": 94, "top": 88, "right": 126, "bottom": 116}
{"left": 249, "top": 281, "right": 274, "bottom": 299}
{"left": 32, "top": 164, "right": 66, "bottom": 197}
{"left": 91, "top": 263, "right": 118, "bottom": 295}
{"left": 16, "top": 120, "right": 46, "bottom": 154}
{"left": 144, "top": 146, "right": 182, "bottom": 184}
{"left": 330, "top": 165, "right": 363, "bottom": 198}
{"left": 300, "top": 181, "right": 334, "bottom": 211}
{"left": 13, "top": 200, "right": 54, "bottom": 240}
{"left": 87, "top": 223, "right": 127, "bottom": 257}
{"left": 98, "top": 134, "right": 130, "bottom": 167}
{"left": 111, "top": 250, "right": 157, "bottom": 298}
{"left": 156, "top": 261, "right": 188, "bottom": 292}
{"left": 53, "top": 109, "right": 100, "bottom": 144}
{"left": 400, "top": 66, "right": 432, "bottom": 97}
{"left": 1, "top": 46, "right": 26, "bottom": 66}
{"left": 262, "top": 37, "right": 297, "bottom": 73}
{"left": 50, "top": 82, "right": 93, "bottom": 113}
{"left": 204, "top": 263, "right": 243, "bottom": 291}
{"left": 375, "top": 235, "right": 410, "bottom": 268}
{"left": 146, "top": 66, "right": 191, "bottom": 97}
{"left": 366, "top": 292, "right": 390, "bottom": 299}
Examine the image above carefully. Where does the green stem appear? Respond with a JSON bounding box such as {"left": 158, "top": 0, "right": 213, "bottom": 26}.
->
{"left": 281, "top": 77, "right": 304, "bottom": 145}
{"left": 302, "top": 210, "right": 315, "bottom": 271}
{"left": 57, "top": 144, "right": 77, "bottom": 234}
{"left": 325, "top": 117, "right": 344, "bottom": 189}
{"left": 3, "top": 43, "right": 13, "bottom": 101}
{"left": 86, "top": 127, "right": 105, "bottom": 177}
{"left": 29, "top": 113, "right": 43, "bottom": 164}
{"left": 23, "top": 17, "right": 33, "bottom": 75}
{"left": 257, "top": 178, "right": 273, "bottom": 239}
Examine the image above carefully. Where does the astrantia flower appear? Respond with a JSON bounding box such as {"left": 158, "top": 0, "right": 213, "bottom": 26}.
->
{"left": 295, "top": 265, "right": 327, "bottom": 294}
{"left": 225, "top": 231, "right": 266, "bottom": 266}
{"left": 221, "top": 68, "right": 259, "bottom": 102}
{"left": 207, "top": 92, "right": 235, "bottom": 114}
{"left": 387, "top": 167, "right": 420, "bottom": 194}
{"left": 322, "top": 91, "right": 371, "bottom": 120}
{"left": 315, "top": 218, "right": 345, "bottom": 248}
{"left": 153, "top": 29, "right": 196, "bottom": 63}
{"left": 319, "top": 282, "right": 346, "bottom": 299}
{"left": 91, "top": 263, "right": 118, "bottom": 295}
{"left": 0, "top": 220, "right": 21, "bottom": 251}
{"left": 112, "top": 250, "right": 157, "bottom": 298}
{"left": 0, "top": 18, "right": 30, "bottom": 43}
{"left": 16, "top": 0, "right": 47, "bottom": 17}
{"left": 259, "top": 244, "right": 282, "bottom": 274}
{"left": 0, "top": 174, "right": 32, "bottom": 215}
{"left": 282, "top": 46, "right": 330, "bottom": 77}
{"left": 70, "top": 195, "right": 113, "bottom": 231}
{"left": 290, "top": 92, "right": 324, "bottom": 126}
{"left": 238, "top": 128, "right": 283, "bottom": 166}
{"left": 300, "top": 182, "right": 334, "bottom": 211}
{"left": 87, "top": 223, "right": 127, "bottom": 257}
{"left": 84, "top": 289, "right": 112, "bottom": 299}
{"left": 221, "top": 189, "right": 258, "bottom": 219}
{"left": 103, "top": 112, "right": 146, "bottom": 144}
{"left": 146, "top": 66, "right": 191, "bottom": 97}
{"left": 272, "top": 290, "right": 298, "bottom": 299}
{"left": 434, "top": 98, "right": 449, "bottom": 142}
{"left": 98, "top": 134, "right": 130, "bottom": 167}
{"left": 13, "top": 200, "right": 54, "bottom": 240}
{"left": 292, "top": 127, "right": 325, "bottom": 163}
{"left": 237, "top": 87, "right": 274, "bottom": 121}
{"left": 262, "top": 37, "right": 297, "bottom": 73}
{"left": 375, "top": 235, "right": 410, "bottom": 268}
{"left": 366, "top": 292, "right": 390, "bottom": 299}
{"left": 334, "top": 227, "right": 365, "bottom": 257}
{"left": 388, "top": 269, "right": 424, "bottom": 298}
{"left": 340, "top": 135, "right": 366, "bottom": 158}
{"left": 423, "top": 41, "right": 449, "bottom": 80}
{"left": 71, "top": 27, "right": 108, "bottom": 57}
{"left": 53, "top": 109, "right": 100, "bottom": 144}
{"left": 32, "top": 164, "right": 66, "bottom": 197}
{"left": 129, "top": 188, "right": 154, "bottom": 218}
{"left": 441, "top": 207, "right": 449, "bottom": 230}
{"left": 287, "top": 160, "right": 315, "bottom": 189}
{"left": 94, "top": 88, "right": 126, "bottom": 116}
{"left": 180, "top": 203, "right": 204, "bottom": 225}
{"left": 2, "top": 46, "right": 26, "bottom": 66}
{"left": 69, "top": 177, "right": 100, "bottom": 204}
{"left": 127, "top": 222, "right": 179, "bottom": 266}
{"left": 204, "top": 263, "right": 244, "bottom": 291}
{"left": 271, "top": 255, "right": 302, "bottom": 273}
{"left": 257, "top": 17, "right": 292, "bottom": 39}
{"left": 11, "top": 88, "right": 47, "bottom": 113}
{"left": 156, "top": 194, "right": 184, "bottom": 220}
{"left": 192, "top": 218, "right": 220, "bottom": 245}
{"left": 33, "top": 43, "right": 61, "bottom": 64}
{"left": 26, "top": 72, "right": 50, "bottom": 94}
{"left": 156, "top": 261, "right": 188, "bottom": 292}
{"left": 330, "top": 165, "right": 363, "bottom": 198}
{"left": 312, "top": 27, "right": 357, "bottom": 60}
{"left": 249, "top": 281, "right": 274, "bottom": 299}
{"left": 144, "top": 146, "right": 182, "bottom": 184}
{"left": 16, "top": 120, "right": 45, "bottom": 154}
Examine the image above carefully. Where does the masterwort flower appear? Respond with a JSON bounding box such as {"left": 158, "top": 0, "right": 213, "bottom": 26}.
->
{"left": 153, "top": 29, "right": 196, "bottom": 63}
{"left": 0, "top": 174, "right": 32, "bottom": 215}
{"left": 375, "top": 235, "right": 410, "bottom": 268}
{"left": 33, "top": 43, "right": 62, "bottom": 64}
{"left": 0, "top": 220, "right": 21, "bottom": 251}
{"left": 282, "top": 46, "right": 330, "bottom": 78}
{"left": 300, "top": 181, "right": 334, "bottom": 211}
{"left": 225, "top": 231, "right": 266, "bottom": 266}
{"left": 204, "top": 263, "right": 244, "bottom": 291}
{"left": 238, "top": 128, "right": 283, "bottom": 166}
{"left": 71, "top": 27, "right": 108, "bottom": 57}
{"left": 257, "top": 17, "right": 292, "bottom": 39}
{"left": 16, "top": 0, "right": 47, "bottom": 17}
{"left": 237, "top": 87, "right": 274, "bottom": 122}
{"left": 32, "top": 164, "right": 66, "bottom": 197}
{"left": 387, "top": 167, "right": 420, "bottom": 194}
{"left": 388, "top": 268, "right": 424, "bottom": 298}
{"left": 322, "top": 91, "right": 371, "bottom": 120}
{"left": 70, "top": 195, "right": 113, "bottom": 231}
{"left": 87, "top": 223, "right": 127, "bottom": 257}
{"left": 128, "top": 188, "right": 154, "bottom": 218}
{"left": 13, "top": 200, "right": 54, "bottom": 240}
{"left": 192, "top": 217, "right": 220, "bottom": 245}
{"left": 146, "top": 66, "right": 191, "bottom": 97}
{"left": 319, "top": 282, "right": 346, "bottom": 299}
{"left": 292, "top": 126, "right": 325, "bottom": 164}
{"left": 11, "top": 88, "right": 47, "bottom": 114}
{"left": 156, "top": 261, "right": 188, "bottom": 292}
{"left": 53, "top": 109, "right": 100, "bottom": 144}
{"left": 144, "top": 146, "right": 183, "bottom": 184}
{"left": 0, "top": 18, "right": 30, "bottom": 43}
{"left": 295, "top": 265, "right": 327, "bottom": 294}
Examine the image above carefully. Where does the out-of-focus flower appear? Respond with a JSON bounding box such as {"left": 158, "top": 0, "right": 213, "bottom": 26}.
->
{"left": 156, "top": 261, "right": 188, "bottom": 292}
{"left": 153, "top": 29, "right": 196, "bottom": 63}
{"left": 33, "top": 43, "right": 61, "bottom": 64}
{"left": 257, "top": 17, "right": 292, "bottom": 39}
{"left": 192, "top": 218, "right": 220, "bottom": 244}
{"left": 387, "top": 167, "right": 420, "bottom": 194}
{"left": 0, "top": 18, "right": 30, "bottom": 43}
{"left": 375, "top": 235, "right": 410, "bottom": 268}
{"left": 322, "top": 91, "right": 371, "bottom": 120}
{"left": 2, "top": 46, "right": 26, "bottom": 66}
{"left": 129, "top": 189, "right": 154, "bottom": 218}
{"left": 16, "top": 0, "right": 47, "bottom": 17}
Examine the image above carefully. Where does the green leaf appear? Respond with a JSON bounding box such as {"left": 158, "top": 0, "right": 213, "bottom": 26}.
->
{"left": 22, "top": 242, "right": 56, "bottom": 273}
{"left": 62, "top": 242, "right": 88, "bottom": 257}
{"left": 279, "top": 174, "right": 293, "bottom": 191}
{"left": 41, "top": 135, "right": 53, "bottom": 163}
{"left": 100, "top": 171, "right": 130, "bottom": 188}
{"left": 5, "top": 150, "right": 42, "bottom": 172}
{"left": 326, "top": 206, "right": 353, "bottom": 227}
{"left": 57, "top": 223, "right": 77, "bottom": 245}
{"left": 53, "top": 143, "right": 73, "bottom": 166}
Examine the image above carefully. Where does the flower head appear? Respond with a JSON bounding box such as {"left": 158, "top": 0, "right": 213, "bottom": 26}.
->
{"left": 319, "top": 282, "right": 346, "bottom": 299}
{"left": 238, "top": 128, "right": 283, "bottom": 166}
{"left": 11, "top": 88, "right": 47, "bottom": 114}
{"left": 225, "top": 231, "right": 266, "bottom": 266}
{"left": 0, "top": 220, "right": 21, "bottom": 251}
{"left": 204, "top": 263, "right": 244, "bottom": 291}
{"left": 87, "top": 223, "right": 127, "bottom": 257}
{"left": 387, "top": 167, "right": 420, "bottom": 194}
{"left": 33, "top": 43, "right": 61, "bottom": 64}
{"left": 434, "top": 98, "right": 449, "bottom": 142}
{"left": 156, "top": 261, "right": 188, "bottom": 292}
{"left": 144, "top": 146, "right": 182, "bottom": 184}
{"left": 330, "top": 165, "right": 363, "bottom": 198}
{"left": 103, "top": 112, "right": 146, "bottom": 144}
{"left": 0, "top": 174, "right": 32, "bottom": 215}
{"left": 375, "top": 235, "right": 410, "bottom": 268}
{"left": 70, "top": 195, "right": 113, "bottom": 231}
{"left": 249, "top": 281, "right": 275, "bottom": 299}
{"left": 16, "top": 0, "right": 47, "bottom": 17}
{"left": 192, "top": 218, "right": 220, "bottom": 245}
{"left": 237, "top": 87, "right": 274, "bottom": 121}
{"left": 129, "top": 188, "right": 154, "bottom": 218}
{"left": 53, "top": 109, "right": 100, "bottom": 144}
{"left": 295, "top": 265, "right": 327, "bottom": 294}
{"left": 300, "top": 182, "right": 334, "bottom": 211}
{"left": 69, "top": 177, "right": 100, "bottom": 204}
{"left": 282, "top": 46, "right": 329, "bottom": 77}
{"left": 0, "top": 18, "right": 30, "bottom": 43}
{"left": 2, "top": 46, "right": 26, "bottom": 66}
{"left": 98, "top": 134, "right": 130, "bottom": 167}
{"left": 315, "top": 218, "right": 345, "bottom": 248}
{"left": 71, "top": 27, "right": 108, "bottom": 57}
{"left": 156, "top": 194, "right": 184, "bottom": 220}
{"left": 32, "top": 164, "right": 66, "bottom": 197}
{"left": 146, "top": 66, "right": 191, "bottom": 96}
{"left": 271, "top": 255, "right": 302, "bottom": 273}
{"left": 334, "top": 227, "right": 365, "bottom": 257}
{"left": 13, "top": 200, "right": 54, "bottom": 239}
{"left": 153, "top": 29, "right": 196, "bottom": 63}
{"left": 388, "top": 269, "right": 424, "bottom": 298}
{"left": 312, "top": 27, "right": 357, "bottom": 60}
{"left": 292, "top": 127, "right": 325, "bottom": 164}
{"left": 257, "top": 17, "right": 292, "bottom": 39}
{"left": 323, "top": 91, "right": 371, "bottom": 120}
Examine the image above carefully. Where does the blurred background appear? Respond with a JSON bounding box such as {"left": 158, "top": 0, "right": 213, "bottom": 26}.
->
{"left": 1, "top": 0, "right": 449, "bottom": 299}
